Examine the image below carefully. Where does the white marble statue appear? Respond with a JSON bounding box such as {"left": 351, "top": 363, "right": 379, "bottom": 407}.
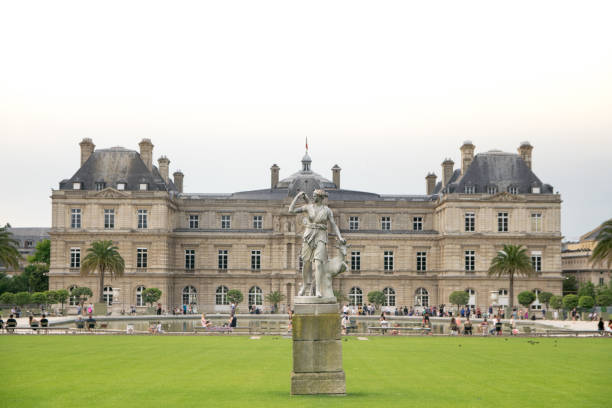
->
{"left": 289, "top": 189, "right": 347, "bottom": 298}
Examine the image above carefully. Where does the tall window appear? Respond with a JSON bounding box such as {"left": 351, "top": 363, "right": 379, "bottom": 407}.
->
{"left": 508, "top": 186, "right": 518, "bottom": 194}
{"left": 68, "top": 286, "right": 78, "bottom": 306}
{"left": 351, "top": 251, "right": 361, "bottom": 271}
{"left": 531, "top": 251, "right": 542, "bottom": 272}
{"left": 251, "top": 250, "right": 261, "bottom": 270}
{"left": 70, "top": 248, "right": 80, "bottom": 268}
{"left": 464, "top": 250, "right": 475, "bottom": 272}
{"left": 136, "top": 286, "right": 145, "bottom": 307}
{"left": 531, "top": 213, "right": 542, "bottom": 232}
{"left": 349, "top": 216, "right": 359, "bottom": 231}
{"left": 465, "top": 212, "right": 475, "bottom": 232}
{"left": 137, "top": 248, "right": 148, "bottom": 268}
{"left": 383, "top": 287, "right": 395, "bottom": 306}
{"left": 349, "top": 287, "right": 363, "bottom": 306}
{"left": 466, "top": 288, "right": 476, "bottom": 308}
{"left": 185, "top": 249, "right": 195, "bottom": 270}
{"left": 413, "top": 217, "right": 423, "bottom": 231}
{"left": 71, "top": 208, "right": 81, "bottom": 229}
{"left": 218, "top": 249, "right": 228, "bottom": 270}
{"left": 104, "top": 209, "right": 115, "bottom": 229}
{"left": 416, "top": 252, "right": 427, "bottom": 272}
{"left": 497, "top": 212, "right": 508, "bottom": 232}
{"left": 415, "top": 288, "right": 429, "bottom": 307}
{"left": 383, "top": 251, "right": 394, "bottom": 272}
{"left": 182, "top": 286, "right": 197, "bottom": 305}
{"left": 248, "top": 286, "right": 263, "bottom": 306}
{"left": 103, "top": 286, "right": 113, "bottom": 306}
{"left": 381, "top": 216, "right": 391, "bottom": 231}
{"left": 189, "top": 215, "right": 199, "bottom": 229}
{"left": 137, "top": 209, "right": 148, "bottom": 229}
{"left": 221, "top": 215, "right": 231, "bottom": 229}
{"left": 216, "top": 286, "right": 229, "bottom": 305}
{"left": 498, "top": 289, "right": 509, "bottom": 306}
{"left": 253, "top": 215, "right": 263, "bottom": 229}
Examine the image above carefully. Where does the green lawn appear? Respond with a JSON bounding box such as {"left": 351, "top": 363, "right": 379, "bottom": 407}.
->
{"left": 0, "top": 336, "right": 610, "bottom": 408}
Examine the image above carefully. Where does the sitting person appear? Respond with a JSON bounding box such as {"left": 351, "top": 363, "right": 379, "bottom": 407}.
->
{"left": 229, "top": 314, "right": 237, "bottom": 329}
{"left": 463, "top": 318, "right": 473, "bottom": 335}
{"left": 75, "top": 316, "right": 85, "bottom": 329}
{"left": 29, "top": 315, "right": 40, "bottom": 332}
{"left": 480, "top": 317, "right": 489, "bottom": 336}
{"left": 201, "top": 313, "right": 211, "bottom": 328}
{"left": 86, "top": 315, "right": 96, "bottom": 330}
{"left": 0, "top": 314, "right": 3, "bottom": 333}
{"left": 449, "top": 317, "right": 458, "bottom": 335}
{"left": 40, "top": 314, "right": 49, "bottom": 327}
{"left": 379, "top": 314, "right": 390, "bottom": 335}
{"left": 6, "top": 315, "right": 17, "bottom": 333}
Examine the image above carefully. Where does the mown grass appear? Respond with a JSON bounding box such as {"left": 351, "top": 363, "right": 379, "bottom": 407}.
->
{"left": 0, "top": 336, "right": 610, "bottom": 408}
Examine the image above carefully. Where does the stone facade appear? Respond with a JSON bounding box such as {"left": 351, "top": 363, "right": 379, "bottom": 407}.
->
{"left": 49, "top": 139, "right": 563, "bottom": 313}
{"left": 562, "top": 225, "right": 611, "bottom": 287}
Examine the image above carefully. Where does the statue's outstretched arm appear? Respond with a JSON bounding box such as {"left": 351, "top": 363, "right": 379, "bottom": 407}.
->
{"left": 289, "top": 192, "right": 306, "bottom": 214}
{"left": 328, "top": 209, "right": 344, "bottom": 243}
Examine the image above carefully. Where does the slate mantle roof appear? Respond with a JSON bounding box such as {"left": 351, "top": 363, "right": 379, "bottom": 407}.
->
{"left": 59, "top": 147, "right": 177, "bottom": 192}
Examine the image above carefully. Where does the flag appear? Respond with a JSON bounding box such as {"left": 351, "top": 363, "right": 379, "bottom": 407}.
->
{"left": 305, "top": 137, "right": 308, "bottom": 151}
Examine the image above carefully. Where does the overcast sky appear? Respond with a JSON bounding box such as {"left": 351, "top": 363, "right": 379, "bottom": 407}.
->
{"left": 1, "top": 1, "right": 611, "bottom": 241}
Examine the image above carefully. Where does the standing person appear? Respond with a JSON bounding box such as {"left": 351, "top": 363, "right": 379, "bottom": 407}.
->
{"left": 0, "top": 314, "right": 3, "bottom": 333}
{"left": 449, "top": 317, "right": 458, "bottom": 335}
{"left": 598, "top": 317, "right": 605, "bottom": 334}
{"left": 341, "top": 313, "right": 349, "bottom": 335}
{"left": 463, "top": 318, "right": 473, "bottom": 335}
{"left": 182, "top": 304, "right": 187, "bottom": 315}
{"left": 495, "top": 316, "right": 503, "bottom": 336}
{"left": 379, "top": 313, "right": 389, "bottom": 335}
{"left": 157, "top": 303, "right": 162, "bottom": 315}
{"left": 229, "top": 313, "right": 237, "bottom": 329}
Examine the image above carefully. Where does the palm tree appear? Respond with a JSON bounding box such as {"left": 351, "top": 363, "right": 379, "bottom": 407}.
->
{"left": 265, "top": 291, "right": 286, "bottom": 313}
{"left": 80, "top": 240, "right": 125, "bottom": 303}
{"left": 591, "top": 219, "right": 612, "bottom": 270}
{"left": 488, "top": 244, "right": 534, "bottom": 310}
{"left": 0, "top": 226, "right": 22, "bottom": 270}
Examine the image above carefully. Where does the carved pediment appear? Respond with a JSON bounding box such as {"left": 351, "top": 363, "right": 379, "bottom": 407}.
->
{"left": 92, "top": 188, "right": 129, "bottom": 198}
{"left": 482, "top": 192, "right": 525, "bottom": 202}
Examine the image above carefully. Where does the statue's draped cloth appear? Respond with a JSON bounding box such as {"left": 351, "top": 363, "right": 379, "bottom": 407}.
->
{"left": 301, "top": 206, "right": 330, "bottom": 263}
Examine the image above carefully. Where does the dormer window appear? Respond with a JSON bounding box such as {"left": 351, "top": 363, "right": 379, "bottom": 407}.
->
{"left": 117, "top": 183, "right": 126, "bottom": 190}
{"left": 464, "top": 186, "right": 475, "bottom": 194}
{"left": 531, "top": 186, "right": 540, "bottom": 194}
{"left": 139, "top": 183, "right": 148, "bottom": 191}
{"left": 72, "top": 182, "right": 81, "bottom": 190}
{"left": 95, "top": 182, "right": 105, "bottom": 191}
{"left": 508, "top": 186, "right": 518, "bottom": 194}
{"left": 486, "top": 186, "right": 497, "bottom": 195}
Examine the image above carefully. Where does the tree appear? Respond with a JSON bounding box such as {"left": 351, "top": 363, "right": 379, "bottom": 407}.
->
{"left": 449, "top": 291, "right": 470, "bottom": 310}
{"left": 45, "top": 290, "right": 58, "bottom": 306}
{"left": 563, "top": 275, "right": 578, "bottom": 295}
{"left": 578, "top": 295, "right": 595, "bottom": 310}
{"left": 55, "top": 289, "right": 70, "bottom": 311}
{"left": 518, "top": 291, "right": 536, "bottom": 308}
{"left": 15, "top": 291, "right": 31, "bottom": 306}
{"left": 265, "top": 291, "right": 285, "bottom": 313}
{"left": 595, "top": 289, "right": 612, "bottom": 307}
{"left": 80, "top": 240, "right": 125, "bottom": 303}
{"left": 488, "top": 244, "right": 534, "bottom": 310}
{"left": 578, "top": 282, "right": 596, "bottom": 299}
{"left": 27, "top": 239, "right": 51, "bottom": 265}
{"left": 367, "top": 291, "right": 386, "bottom": 309}
{"left": 562, "top": 294, "right": 579, "bottom": 310}
{"left": 0, "top": 292, "right": 15, "bottom": 306}
{"left": 591, "top": 219, "right": 612, "bottom": 269}
{"left": 142, "top": 288, "right": 162, "bottom": 307}
{"left": 31, "top": 292, "right": 47, "bottom": 309}
{"left": 538, "top": 292, "right": 553, "bottom": 309}
{"left": 549, "top": 295, "right": 563, "bottom": 310}
{"left": 227, "top": 289, "right": 244, "bottom": 306}
{"left": 333, "top": 290, "right": 348, "bottom": 304}
{"left": 71, "top": 286, "right": 93, "bottom": 310}
{"left": 0, "top": 227, "right": 22, "bottom": 271}
{"left": 23, "top": 263, "right": 48, "bottom": 293}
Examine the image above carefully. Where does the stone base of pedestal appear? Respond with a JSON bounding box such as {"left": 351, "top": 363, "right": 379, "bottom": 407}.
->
{"left": 291, "top": 302, "right": 346, "bottom": 396}
{"left": 291, "top": 371, "right": 346, "bottom": 395}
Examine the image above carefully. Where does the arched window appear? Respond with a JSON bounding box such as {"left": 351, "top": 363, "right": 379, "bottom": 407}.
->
{"left": 103, "top": 286, "right": 113, "bottom": 306}
{"left": 415, "top": 288, "right": 429, "bottom": 307}
{"left": 349, "top": 287, "right": 363, "bottom": 306}
{"left": 498, "top": 288, "right": 509, "bottom": 306}
{"left": 182, "top": 286, "right": 197, "bottom": 305}
{"left": 383, "top": 287, "right": 395, "bottom": 306}
{"left": 248, "top": 286, "right": 263, "bottom": 306}
{"left": 136, "top": 286, "right": 146, "bottom": 307}
{"left": 216, "top": 285, "right": 229, "bottom": 305}
{"left": 531, "top": 289, "right": 542, "bottom": 310}
{"left": 68, "top": 285, "right": 78, "bottom": 306}
{"left": 465, "top": 288, "right": 476, "bottom": 308}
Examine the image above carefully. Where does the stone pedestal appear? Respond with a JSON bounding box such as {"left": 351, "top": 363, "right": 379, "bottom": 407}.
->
{"left": 291, "top": 301, "right": 346, "bottom": 395}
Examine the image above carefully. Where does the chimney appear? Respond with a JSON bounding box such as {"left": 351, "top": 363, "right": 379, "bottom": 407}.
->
{"left": 442, "top": 159, "right": 454, "bottom": 187}
{"left": 425, "top": 172, "right": 437, "bottom": 195}
{"left": 173, "top": 170, "right": 184, "bottom": 193}
{"left": 158, "top": 156, "right": 170, "bottom": 183}
{"left": 331, "top": 164, "right": 341, "bottom": 189}
{"left": 79, "top": 138, "right": 95, "bottom": 167}
{"left": 460, "top": 140, "right": 475, "bottom": 175}
{"left": 518, "top": 141, "right": 533, "bottom": 169}
{"left": 270, "top": 164, "right": 280, "bottom": 188}
{"left": 138, "top": 138, "right": 154, "bottom": 172}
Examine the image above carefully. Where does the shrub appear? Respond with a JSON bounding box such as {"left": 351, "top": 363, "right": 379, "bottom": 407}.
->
{"left": 31, "top": 292, "right": 47, "bottom": 307}
{"left": 367, "top": 291, "right": 386, "bottom": 308}
{"left": 15, "top": 291, "right": 31, "bottom": 306}
{"left": 518, "top": 291, "right": 536, "bottom": 307}
{"left": 578, "top": 295, "right": 595, "bottom": 310}
{"left": 562, "top": 294, "right": 579, "bottom": 310}
{"left": 142, "top": 288, "right": 162, "bottom": 307}
{"left": 227, "top": 289, "right": 243, "bottom": 305}
{"left": 449, "top": 291, "right": 470, "bottom": 309}
{"left": 578, "top": 282, "right": 596, "bottom": 299}
{"left": 0, "top": 292, "right": 16, "bottom": 305}
{"left": 549, "top": 295, "right": 563, "bottom": 310}
{"left": 538, "top": 291, "right": 553, "bottom": 307}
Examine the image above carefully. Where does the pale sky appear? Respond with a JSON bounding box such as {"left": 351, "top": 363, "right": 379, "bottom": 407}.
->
{"left": 1, "top": 1, "right": 611, "bottom": 241}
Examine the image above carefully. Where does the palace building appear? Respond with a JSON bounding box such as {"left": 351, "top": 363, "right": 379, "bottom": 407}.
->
{"left": 49, "top": 138, "right": 563, "bottom": 312}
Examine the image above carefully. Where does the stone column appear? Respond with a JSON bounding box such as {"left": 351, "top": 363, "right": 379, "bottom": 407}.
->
{"left": 291, "top": 300, "right": 346, "bottom": 395}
